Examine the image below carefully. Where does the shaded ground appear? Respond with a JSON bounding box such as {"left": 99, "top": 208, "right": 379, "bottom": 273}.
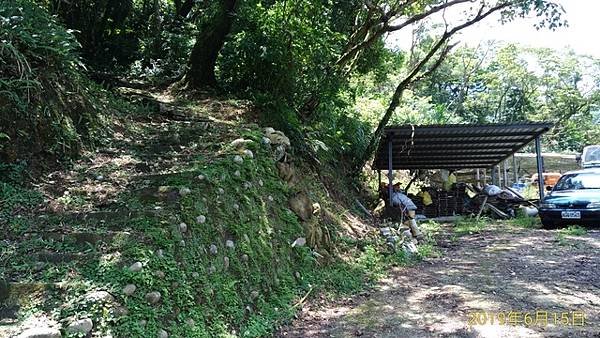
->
{"left": 279, "top": 223, "right": 600, "bottom": 337}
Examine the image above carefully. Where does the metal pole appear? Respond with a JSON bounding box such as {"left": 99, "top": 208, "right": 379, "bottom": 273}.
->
{"left": 503, "top": 161, "right": 508, "bottom": 187}
{"left": 497, "top": 165, "right": 502, "bottom": 186}
{"left": 535, "top": 136, "right": 545, "bottom": 200}
{"left": 476, "top": 168, "right": 480, "bottom": 187}
{"left": 387, "top": 137, "right": 393, "bottom": 205}
{"left": 483, "top": 168, "right": 487, "bottom": 185}
{"left": 491, "top": 165, "right": 497, "bottom": 186}
{"left": 512, "top": 155, "right": 518, "bottom": 183}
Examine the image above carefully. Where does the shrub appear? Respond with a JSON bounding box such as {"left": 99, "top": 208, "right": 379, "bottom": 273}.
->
{"left": 0, "top": 0, "right": 108, "bottom": 162}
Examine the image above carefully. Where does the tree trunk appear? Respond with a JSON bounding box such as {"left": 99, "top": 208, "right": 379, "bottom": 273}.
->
{"left": 183, "top": 0, "right": 237, "bottom": 89}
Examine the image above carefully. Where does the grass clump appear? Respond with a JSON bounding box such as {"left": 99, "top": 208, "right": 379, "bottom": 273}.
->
{"left": 507, "top": 215, "right": 541, "bottom": 229}
{"left": 555, "top": 226, "right": 586, "bottom": 246}
{"left": 416, "top": 243, "right": 441, "bottom": 259}
{"left": 559, "top": 225, "right": 587, "bottom": 236}
{"left": 453, "top": 217, "right": 488, "bottom": 236}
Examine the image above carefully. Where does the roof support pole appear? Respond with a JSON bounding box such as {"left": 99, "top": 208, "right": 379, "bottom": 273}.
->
{"left": 503, "top": 161, "right": 508, "bottom": 187}
{"left": 497, "top": 165, "right": 502, "bottom": 186}
{"left": 476, "top": 168, "right": 481, "bottom": 188}
{"left": 491, "top": 165, "right": 497, "bottom": 185}
{"left": 387, "top": 137, "right": 393, "bottom": 205}
{"left": 483, "top": 168, "right": 487, "bottom": 185}
{"left": 512, "top": 155, "right": 518, "bottom": 184}
{"left": 535, "top": 136, "right": 545, "bottom": 200}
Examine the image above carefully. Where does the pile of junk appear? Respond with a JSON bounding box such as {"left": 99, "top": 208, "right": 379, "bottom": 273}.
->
{"left": 373, "top": 170, "right": 540, "bottom": 252}
{"left": 376, "top": 170, "right": 539, "bottom": 222}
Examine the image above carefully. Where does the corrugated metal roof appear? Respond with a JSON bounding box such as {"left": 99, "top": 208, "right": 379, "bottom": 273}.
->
{"left": 373, "top": 122, "right": 552, "bottom": 170}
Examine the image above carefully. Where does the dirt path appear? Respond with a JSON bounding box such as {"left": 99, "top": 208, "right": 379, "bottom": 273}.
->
{"left": 278, "top": 224, "right": 600, "bottom": 338}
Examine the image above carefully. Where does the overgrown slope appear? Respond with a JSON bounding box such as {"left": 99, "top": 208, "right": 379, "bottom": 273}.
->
{"left": 0, "top": 0, "right": 110, "bottom": 163}
{"left": 1, "top": 94, "right": 386, "bottom": 338}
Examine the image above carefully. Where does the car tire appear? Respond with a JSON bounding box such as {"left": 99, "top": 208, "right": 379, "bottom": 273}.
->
{"left": 541, "top": 219, "right": 557, "bottom": 229}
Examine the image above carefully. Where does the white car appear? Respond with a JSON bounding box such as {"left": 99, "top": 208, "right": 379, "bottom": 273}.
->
{"left": 579, "top": 145, "right": 600, "bottom": 168}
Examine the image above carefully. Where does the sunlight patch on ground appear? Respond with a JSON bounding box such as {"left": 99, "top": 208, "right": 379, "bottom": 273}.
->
{"left": 470, "top": 323, "right": 543, "bottom": 338}
{"left": 566, "top": 232, "right": 600, "bottom": 249}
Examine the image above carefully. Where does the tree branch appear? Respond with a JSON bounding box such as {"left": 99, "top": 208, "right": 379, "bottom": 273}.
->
{"left": 336, "top": 0, "right": 421, "bottom": 68}
{"left": 412, "top": 42, "right": 458, "bottom": 84}
{"left": 386, "top": 0, "right": 472, "bottom": 32}
{"left": 354, "top": 1, "right": 515, "bottom": 171}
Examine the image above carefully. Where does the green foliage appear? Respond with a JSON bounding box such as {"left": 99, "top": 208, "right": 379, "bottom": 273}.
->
{"left": 3, "top": 130, "right": 419, "bottom": 337}
{"left": 218, "top": 0, "right": 346, "bottom": 104}
{"left": 555, "top": 232, "right": 569, "bottom": 246}
{"left": 531, "top": 49, "right": 600, "bottom": 151}
{"left": 44, "top": 0, "right": 139, "bottom": 70}
{"left": 216, "top": 0, "right": 385, "bottom": 163}
{"left": 453, "top": 217, "right": 488, "bottom": 236}
{"left": 0, "top": 182, "right": 43, "bottom": 219}
{"left": 306, "top": 101, "right": 373, "bottom": 162}
{"left": 0, "top": 161, "right": 29, "bottom": 184}
{"left": 0, "top": 0, "right": 108, "bottom": 161}
{"left": 415, "top": 42, "right": 600, "bottom": 152}
{"left": 559, "top": 225, "right": 587, "bottom": 236}
{"left": 418, "top": 220, "right": 442, "bottom": 248}
{"left": 416, "top": 243, "right": 441, "bottom": 259}
{"left": 41, "top": 0, "right": 200, "bottom": 78}
{"left": 554, "top": 225, "right": 587, "bottom": 247}
{"left": 508, "top": 214, "right": 541, "bottom": 229}
{"left": 1, "top": 1, "right": 587, "bottom": 336}
{"left": 0, "top": 162, "right": 43, "bottom": 225}
{"left": 132, "top": 2, "right": 198, "bottom": 80}
{"left": 355, "top": 245, "right": 386, "bottom": 280}
{"left": 553, "top": 226, "right": 586, "bottom": 247}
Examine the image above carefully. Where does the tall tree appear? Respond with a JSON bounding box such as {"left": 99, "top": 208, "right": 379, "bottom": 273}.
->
{"left": 182, "top": 0, "right": 238, "bottom": 89}
{"left": 352, "top": 0, "right": 565, "bottom": 170}
{"left": 533, "top": 49, "right": 600, "bottom": 151}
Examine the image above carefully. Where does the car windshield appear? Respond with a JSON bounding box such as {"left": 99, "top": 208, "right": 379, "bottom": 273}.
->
{"left": 553, "top": 173, "right": 600, "bottom": 191}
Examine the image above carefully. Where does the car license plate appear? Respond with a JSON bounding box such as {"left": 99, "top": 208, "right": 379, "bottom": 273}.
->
{"left": 561, "top": 211, "right": 581, "bottom": 219}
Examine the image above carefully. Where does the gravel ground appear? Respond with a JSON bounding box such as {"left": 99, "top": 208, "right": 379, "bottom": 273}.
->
{"left": 278, "top": 223, "right": 600, "bottom": 338}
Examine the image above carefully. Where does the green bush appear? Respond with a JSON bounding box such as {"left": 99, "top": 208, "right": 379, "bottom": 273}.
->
{"left": 0, "top": 0, "right": 107, "bottom": 162}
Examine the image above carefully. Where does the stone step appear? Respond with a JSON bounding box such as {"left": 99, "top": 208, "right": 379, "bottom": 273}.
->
{"left": 23, "top": 230, "right": 132, "bottom": 246}
{"left": 9, "top": 230, "right": 145, "bottom": 265}
{"left": 3, "top": 247, "right": 120, "bottom": 284}
{"left": 133, "top": 186, "right": 185, "bottom": 204}
{"left": 0, "top": 282, "right": 65, "bottom": 324}
{"left": 54, "top": 208, "right": 158, "bottom": 222}
{"left": 32, "top": 209, "right": 163, "bottom": 232}
{"left": 131, "top": 170, "right": 202, "bottom": 183}
{"left": 1, "top": 282, "right": 116, "bottom": 338}
{"left": 33, "top": 250, "right": 93, "bottom": 263}
{"left": 0, "top": 281, "right": 63, "bottom": 303}
{"left": 3, "top": 231, "right": 139, "bottom": 282}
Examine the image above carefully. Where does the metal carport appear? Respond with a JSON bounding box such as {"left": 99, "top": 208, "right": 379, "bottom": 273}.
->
{"left": 372, "top": 122, "right": 553, "bottom": 202}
